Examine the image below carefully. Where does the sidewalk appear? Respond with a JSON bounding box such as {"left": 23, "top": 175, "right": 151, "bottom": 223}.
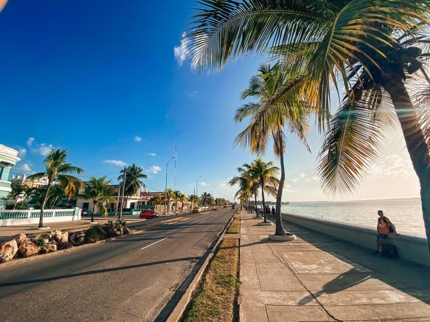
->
{"left": 239, "top": 211, "right": 430, "bottom": 321}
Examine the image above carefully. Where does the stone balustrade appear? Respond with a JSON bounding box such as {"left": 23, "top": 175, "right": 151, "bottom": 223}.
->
{"left": 281, "top": 212, "right": 430, "bottom": 267}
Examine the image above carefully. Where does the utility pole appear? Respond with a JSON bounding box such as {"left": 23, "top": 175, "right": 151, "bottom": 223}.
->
{"left": 119, "top": 167, "right": 127, "bottom": 220}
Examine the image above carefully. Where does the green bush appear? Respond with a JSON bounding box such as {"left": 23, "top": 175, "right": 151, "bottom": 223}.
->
{"left": 34, "top": 236, "right": 46, "bottom": 248}
{"left": 85, "top": 225, "right": 107, "bottom": 242}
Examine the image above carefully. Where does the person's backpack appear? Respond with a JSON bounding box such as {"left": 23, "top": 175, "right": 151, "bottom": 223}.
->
{"left": 382, "top": 217, "right": 395, "bottom": 233}
{"left": 381, "top": 243, "right": 399, "bottom": 258}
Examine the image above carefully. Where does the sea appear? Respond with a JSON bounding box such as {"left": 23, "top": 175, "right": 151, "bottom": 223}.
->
{"left": 280, "top": 198, "right": 426, "bottom": 238}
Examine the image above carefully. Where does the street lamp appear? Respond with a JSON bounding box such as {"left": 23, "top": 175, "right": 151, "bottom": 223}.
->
{"left": 165, "top": 157, "right": 175, "bottom": 214}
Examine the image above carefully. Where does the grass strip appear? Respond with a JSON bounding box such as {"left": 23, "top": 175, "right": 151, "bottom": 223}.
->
{"left": 182, "top": 237, "right": 240, "bottom": 322}
{"left": 226, "top": 216, "right": 240, "bottom": 234}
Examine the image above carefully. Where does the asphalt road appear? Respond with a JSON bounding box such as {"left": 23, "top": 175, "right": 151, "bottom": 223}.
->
{"left": 0, "top": 208, "right": 235, "bottom": 322}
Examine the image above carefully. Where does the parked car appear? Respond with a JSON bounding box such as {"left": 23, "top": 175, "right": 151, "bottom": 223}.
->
{"left": 81, "top": 209, "right": 89, "bottom": 216}
{"left": 139, "top": 209, "right": 159, "bottom": 219}
{"left": 192, "top": 207, "right": 202, "bottom": 213}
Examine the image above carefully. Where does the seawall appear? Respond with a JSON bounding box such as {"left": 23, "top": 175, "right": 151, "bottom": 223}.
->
{"left": 282, "top": 212, "right": 430, "bottom": 267}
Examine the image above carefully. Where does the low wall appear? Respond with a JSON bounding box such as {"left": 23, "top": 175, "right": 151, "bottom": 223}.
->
{"left": 0, "top": 208, "right": 81, "bottom": 226}
{"left": 282, "top": 213, "right": 430, "bottom": 267}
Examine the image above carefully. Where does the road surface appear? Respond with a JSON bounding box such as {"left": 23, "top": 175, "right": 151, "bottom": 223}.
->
{"left": 0, "top": 208, "right": 234, "bottom": 321}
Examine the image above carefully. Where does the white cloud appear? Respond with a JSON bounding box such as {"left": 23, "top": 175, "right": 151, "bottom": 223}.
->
{"left": 292, "top": 177, "right": 299, "bottom": 182}
{"left": 134, "top": 136, "right": 142, "bottom": 142}
{"left": 104, "top": 160, "right": 127, "bottom": 167}
{"left": 174, "top": 32, "right": 188, "bottom": 66}
{"left": 149, "top": 153, "right": 156, "bottom": 156}
{"left": 18, "top": 148, "right": 26, "bottom": 158}
{"left": 38, "top": 144, "right": 54, "bottom": 156}
{"left": 15, "top": 163, "right": 32, "bottom": 172}
{"left": 190, "top": 91, "right": 198, "bottom": 97}
{"left": 26, "top": 137, "right": 34, "bottom": 147}
{"left": 367, "top": 154, "right": 414, "bottom": 178}
{"left": 146, "top": 165, "right": 161, "bottom": 174}
{"left": 26, "top": 138, "right": 54, "bottom": 156}
{"left": 300, "top": 172, "right": 307, "bottom": 178}
{"left": 311, "top": 176, "right": 319, "bottom": 181}
{"left": 200, "top": 181, "right": 209, "bottom": 186}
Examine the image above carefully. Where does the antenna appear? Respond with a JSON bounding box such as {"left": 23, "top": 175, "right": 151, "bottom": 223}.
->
{"left": 174, "top": 141, "right": 177, "bottom": 190}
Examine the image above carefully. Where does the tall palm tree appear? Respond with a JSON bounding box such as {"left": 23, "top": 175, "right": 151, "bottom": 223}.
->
{"left": 184, "top": 0, "right": 430, "bottom": 250}
{"left": 28, "top": 148, "right": 84, "bottom": 228}
{"left": 172, "top": 190, "right": 183, "bottom": 213}
{"left": 200, "top": 192, "right": 212, "bottom": 206}
{"left": 78, "top": 176, "right": 116, "bottom": 222}
{"left": 248, "top": 158, "right": 280, "bottom": 223}
{"left": 118, "top": 164, "right": 147, "bottom": 208}
{"left": 229, "top": 163, "right": 259, "bottom": 216}
{"left": 235, "top": 63, "right": 310, "bottom": 235}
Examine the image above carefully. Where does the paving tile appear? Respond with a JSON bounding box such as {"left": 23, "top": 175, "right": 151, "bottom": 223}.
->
{"left": 266, "top": 305, "right": 334, "bottom": 322}
{"left": 256, "top": 266, "right": 307, "bottom": 291}
{"left": 240, "top": 289, "right": 318, "bottom": 306}
{"left": 316, "top": 289, "right": 423, "bottom": 306}
{"left": 296, "top": 273, "right": 394, "bottom": 292}
{"left": 282, "top": 251, "right": 356, "bottom": 274}
{"left": 325, "top": 302, "right": 430, "bottom": 321}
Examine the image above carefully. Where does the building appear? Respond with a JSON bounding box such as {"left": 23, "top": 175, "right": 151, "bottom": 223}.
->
{"left": 0, "top": 144, "right": 21, "bottom": 209}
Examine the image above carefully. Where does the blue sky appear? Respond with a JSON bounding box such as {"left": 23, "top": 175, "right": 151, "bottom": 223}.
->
{"left": 0, "top": 1, "right": 421, "bottom": 202}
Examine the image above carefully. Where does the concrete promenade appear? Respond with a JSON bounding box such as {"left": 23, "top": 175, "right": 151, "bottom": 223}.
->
{"left": 239, "top": 210, "right": 430, "bottom": 321}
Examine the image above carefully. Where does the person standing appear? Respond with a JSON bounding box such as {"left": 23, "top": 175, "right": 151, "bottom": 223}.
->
{"left": 271, "top": 206, "right": 275, "bottom": 217}
{"left": 372, "top": 210, "right": 399, "bottom": 255}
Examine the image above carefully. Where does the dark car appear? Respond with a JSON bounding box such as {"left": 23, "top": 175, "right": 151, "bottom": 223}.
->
{"left": 139, "top": 209, "right": 160, "bottom": 219}
{"left": 81, "top": 209, "right": 89, "bottom": 216}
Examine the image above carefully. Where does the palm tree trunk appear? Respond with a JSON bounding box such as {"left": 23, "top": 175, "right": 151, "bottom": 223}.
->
{"left": 275, "top": 132, "right": 285, "bottom": 235}
{"left": 92, "top": 200, "right": 97, "bottom": 223}
{"left": 254, "top": 194, "right": 258, "bottom": 217}
{"left": 384, "top": 78, "right": 430, "bottom": 252}
{"left": 39, "top": 183, "right": 52, "bottom": 228}
{"left": 261, "top": 179, "right": 267, "bottom": 223}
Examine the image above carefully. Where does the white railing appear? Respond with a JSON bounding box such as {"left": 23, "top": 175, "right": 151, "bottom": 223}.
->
{"left": 0, "top": 207, "right": 81, "bottom": 226}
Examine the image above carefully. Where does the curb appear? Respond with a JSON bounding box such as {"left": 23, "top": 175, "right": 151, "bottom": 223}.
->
{"left": 165, "top": 210, "right": 238, "bottom": 322}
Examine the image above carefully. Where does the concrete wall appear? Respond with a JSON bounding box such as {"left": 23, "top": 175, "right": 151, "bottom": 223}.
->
{"left": 282, "top": 213, "right": 430, "bottom": 267}
{"left": 0, "top": 208, "right": 81, "bottom": 226}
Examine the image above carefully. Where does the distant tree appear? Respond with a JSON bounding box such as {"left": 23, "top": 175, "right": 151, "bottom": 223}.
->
{"left": 28, "top": 149, "right": 84, "bottom": 228}
{"left": 163, "top": 188, "right": 175, "bottom": 213}
{"left": 200, "top": 192, "right": 212, "bottom": 206}
{"left": 9, "top": 182, "right": 36, "bottom": 210}
{"left": 79, "top": 176, "right": 116, "bottom": 222}
{"left": 118, "top": 164, "right": 147, "bottom": 207}
{"left": 188, "top": 194, "right": 199, "bottom": 209}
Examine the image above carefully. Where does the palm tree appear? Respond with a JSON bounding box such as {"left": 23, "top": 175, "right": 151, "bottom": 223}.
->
{"left": 235, "top": 63, "right": 310, "bottom": 235}
{"left": 28, "top": 148, "right": 84, "bottom": 228}
{"left": 172, "top": 190, "right": 183, "bottom": 213}
{"left": 9, "top": 183, "right": 36, "bottom": 210}
{"left": 184, "top": 0, "right": 430, "bottom": 250}
{"left": 229, "top": 163, "right": 260, "bottom": 216}
{"left": 148, "top": 195, "right": 163, "bottom": 211}
{"left": 248, "top": 158, "right": 279, "bottom": 223}
{"left": 164, "top": 188, "right": 175, "bottom": 213}
{"left": 200, "top": 192, "right": 212, "bottom": 206}
{"left": 78, "top": 176, "right": 116, "bottom": 222}
{"left": 118, "top": 164, "right": 147, "bottom": 209}
{"left": 188, "top": 194, "right": 199, "bottom": 209}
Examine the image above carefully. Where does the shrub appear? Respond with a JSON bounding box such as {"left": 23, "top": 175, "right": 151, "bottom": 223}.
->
{"left": 34, "top": 236, "right": 46, "bottom": 248}
{"left": 85, "top": 224, "right": 107, "bottom": 243}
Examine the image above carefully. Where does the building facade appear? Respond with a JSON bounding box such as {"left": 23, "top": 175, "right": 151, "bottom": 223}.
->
{"left": 0, "top": 144, "right": 21, "bottom": 209}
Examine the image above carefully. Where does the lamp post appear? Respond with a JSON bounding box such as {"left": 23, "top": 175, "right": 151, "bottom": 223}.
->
{"left": 165, "top": 157, "right": 175, "bottom": 214}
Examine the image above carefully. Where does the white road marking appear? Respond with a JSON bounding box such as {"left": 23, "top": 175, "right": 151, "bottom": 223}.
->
{"left": 140, "top": 237, "right": 168, "bottom": 250}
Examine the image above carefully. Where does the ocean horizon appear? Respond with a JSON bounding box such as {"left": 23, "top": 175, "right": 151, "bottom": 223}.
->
{"left": 279, "top": 197, "right": 425, "bottom": 238}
